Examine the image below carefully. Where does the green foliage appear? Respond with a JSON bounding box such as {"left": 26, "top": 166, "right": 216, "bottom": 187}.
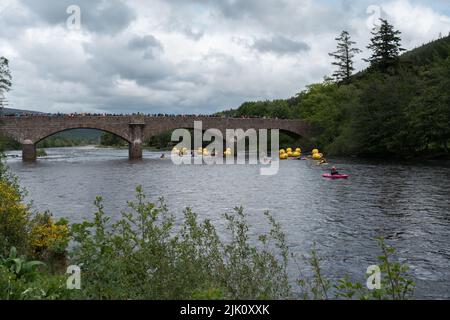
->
{"left": 69, "top": 187, "right": 291, "bottom": 300}
{"left": 0, "top": 249, "right": 71, "bottom": 300}
{"left": 222, "top": 35, "right": 450, "bottom": 157}
{"left": 0, "top": 247, "right": 45, "bottom": 282}
{"left": 0, "top": 57, "right": 12, "bottom": 96}
{"left": 298, "top": 238, "right": 415, "bottom": 300}
{"left": 37, "top": 129, "right": 102, "bottom": 148}
{"left": 297, "top": 245, "right": 331, "bottom": 300}
{"left": 0, "top": 159, "right": 31, "bottom": 256}
{"left": 99, "top": 132, "right": 127, "bottom": 147}
{"left": 0, "top": 157, "right": 69, "bottom": 260}
{"left": 0, "top": 135, "right": 21, "bottom": 152}
{"left": 365, "top": 19, "right": 405, "bottom": 72}
{"left": 36, "top": 149, "right": 47, "bottom": 158}
{"left": 218, "top": 99, "right": 300, "bottom": 120}
{"left": 329, "top": 31, "right": 362, "bottom": 82}
{"left": 145, "top": 130, "right": 174, "bottom": 150}
{"left": 334, "top": 238, "right": 415, "bottom": 300}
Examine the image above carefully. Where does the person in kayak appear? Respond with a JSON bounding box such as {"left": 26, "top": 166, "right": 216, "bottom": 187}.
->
{"left": 330, "top": 166, "right": 339, "bottom": 175}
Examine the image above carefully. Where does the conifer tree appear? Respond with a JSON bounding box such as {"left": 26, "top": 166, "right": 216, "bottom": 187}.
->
{"left": 0, "top": 57, "right": 12, "bottom": 111}
{"left": 329, "top": 31, "right": 361, "bottom": 83}
{"left": 365, "top": 19, "right": 405, "bottom": 71}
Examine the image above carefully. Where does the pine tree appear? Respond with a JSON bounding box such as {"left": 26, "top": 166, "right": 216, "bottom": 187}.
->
{"left": 0, "top": 57, "right": 12, "bottom": 111}
{"left": 365, "top": 19, "right": 405, "bottom": 71}
{"left": 329, "top": 31, "right": 362, "bottom": 83}
{"left": 0, "top": 57, "right": 12, "bottom": 95}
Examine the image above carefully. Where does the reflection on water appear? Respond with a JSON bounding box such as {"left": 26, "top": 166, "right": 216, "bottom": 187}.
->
{"left": 6, "top": 146, "right": 450, "bottom": 299}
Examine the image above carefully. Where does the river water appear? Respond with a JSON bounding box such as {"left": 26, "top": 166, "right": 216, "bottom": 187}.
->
{"left": 5, "top": 146, "right": 450, "bottom": 299}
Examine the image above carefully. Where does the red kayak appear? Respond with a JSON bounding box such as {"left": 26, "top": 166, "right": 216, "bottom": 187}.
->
{"left": 322, "top": 174, "right": 349, "bottom": 179}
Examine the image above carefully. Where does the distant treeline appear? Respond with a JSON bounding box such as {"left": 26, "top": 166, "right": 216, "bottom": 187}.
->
{"left": 0, "top": 129, "right": 102, "bottom": 151}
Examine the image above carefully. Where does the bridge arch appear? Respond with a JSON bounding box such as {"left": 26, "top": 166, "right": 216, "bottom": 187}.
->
{"left": 33, "top": 126, "right": 132, "bottom": 145}
{"left": 143, "top": 118, "right": 310, "bottom": 142}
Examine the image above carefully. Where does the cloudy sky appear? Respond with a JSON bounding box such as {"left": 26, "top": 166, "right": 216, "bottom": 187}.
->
{"left": 0, "top": 0, "right": 449, "bottom": 114}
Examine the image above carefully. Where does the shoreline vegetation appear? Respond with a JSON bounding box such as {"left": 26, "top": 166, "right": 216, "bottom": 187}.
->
{"left": 0, "top": 154, "right": 415, "bottom": 300}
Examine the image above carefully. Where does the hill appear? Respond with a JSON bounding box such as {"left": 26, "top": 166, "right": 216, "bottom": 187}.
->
{"left": 217, "top": 35, "right": 450, "bottom": 157}
{"left": 0, "top": 107, "right": 41, "bottom": 115}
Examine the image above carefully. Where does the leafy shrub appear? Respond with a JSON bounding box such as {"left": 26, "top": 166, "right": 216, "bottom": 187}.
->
{"left": 0, "top": 247, "right": 71, "bottom": 300}
{"left": 0, "top": 161, "right": 31, "bottom": 255}
{"left": 69, "top": 186, "right": 291, "bottom": 300}
{"left": 0, "top": 247, "right": 44, "bottom": 281}
{"left": 30, "top": 212, "right": 69, "bottom": 257}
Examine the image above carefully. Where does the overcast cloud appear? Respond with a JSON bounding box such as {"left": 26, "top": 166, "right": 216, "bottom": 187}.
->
{"left": 0, "top": 0, "right": 449, "bottom": 114}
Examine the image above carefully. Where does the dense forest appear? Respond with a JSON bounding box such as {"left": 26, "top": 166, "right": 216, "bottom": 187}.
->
{"left": 218, "top": 24, "right": 450, "bottom": 158}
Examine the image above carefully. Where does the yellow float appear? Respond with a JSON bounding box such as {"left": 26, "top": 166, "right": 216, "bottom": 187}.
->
{"left": 286, "top": 148, "right": 292, "bottom": 153}
{"left": 312, "top": 149, "right": 319, "bottom": 155}
{"left": 312, "top": 153, "right": 322, "bottom": 160}
{"left": 280, "top": 153, "right": 288, "bottom": 160}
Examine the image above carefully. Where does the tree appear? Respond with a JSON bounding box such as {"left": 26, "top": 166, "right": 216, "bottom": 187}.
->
{"left": 0, "top": 57, "right": 12, "bottom": 98}
{"left": 365, "top": 19, "right": 405, "bottom": 71}
{"left": 100, "top": 132, "right": 127, "bottom": 147}
{"left": 0, "top": 57, "right": 12, "bottom": 114}
{"left": 329, "top": 31, "right": 362, "bottom": 83}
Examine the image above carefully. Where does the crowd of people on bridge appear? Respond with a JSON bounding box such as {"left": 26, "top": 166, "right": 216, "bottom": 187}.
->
{"left": 0, "top": 111, "right": 278, "bottom": 120}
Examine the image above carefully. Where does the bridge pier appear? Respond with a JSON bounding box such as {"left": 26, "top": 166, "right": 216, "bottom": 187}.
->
{"left": 22, "top": 141, "right": 36, "bottom": 162}
{"left": 129, "top": 141, "right": 142, "bottom": 160}
{"left": 128, "top": 122, "right": 145, "bottom": 160}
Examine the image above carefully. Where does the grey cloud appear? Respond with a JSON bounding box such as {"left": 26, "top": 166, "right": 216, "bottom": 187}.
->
{"left": 179, "top": 27, "right": 204, "bottom": 41}
{"left": 251, "top": 36, "right": 310, "bottom": 55}
{"left": 128, "top": 35, "right": 163, "bottom": 59}
{"left": 129, "top": 35, "right": 162, "bottom": 50}
{"left": 84, "top": 34, "right": 173, "bottom": 86}
{"left": 19, "top": 0, "right": 136, "bottom": 35}
{"left": 166, "top": 0, "right": 353, "bottom": 36}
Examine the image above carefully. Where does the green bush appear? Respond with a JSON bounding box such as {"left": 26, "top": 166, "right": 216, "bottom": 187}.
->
{"left": 0, "top": 247, "right": 72, "bottom": 300}
{"left": 0, "top": 156, "right": 31, "bottom": 255}
{"left": 69, "top": 187, "right": 291, "bottom": 300}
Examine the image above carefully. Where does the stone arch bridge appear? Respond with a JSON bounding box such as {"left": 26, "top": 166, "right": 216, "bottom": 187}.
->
{"left": 0, "top": 115, "right": 311, "bottom": 161}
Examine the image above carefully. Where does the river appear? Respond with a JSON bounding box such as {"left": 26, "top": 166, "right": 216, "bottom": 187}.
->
{"left": 5, "top": 146, "right": 450, "bottom": 299}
